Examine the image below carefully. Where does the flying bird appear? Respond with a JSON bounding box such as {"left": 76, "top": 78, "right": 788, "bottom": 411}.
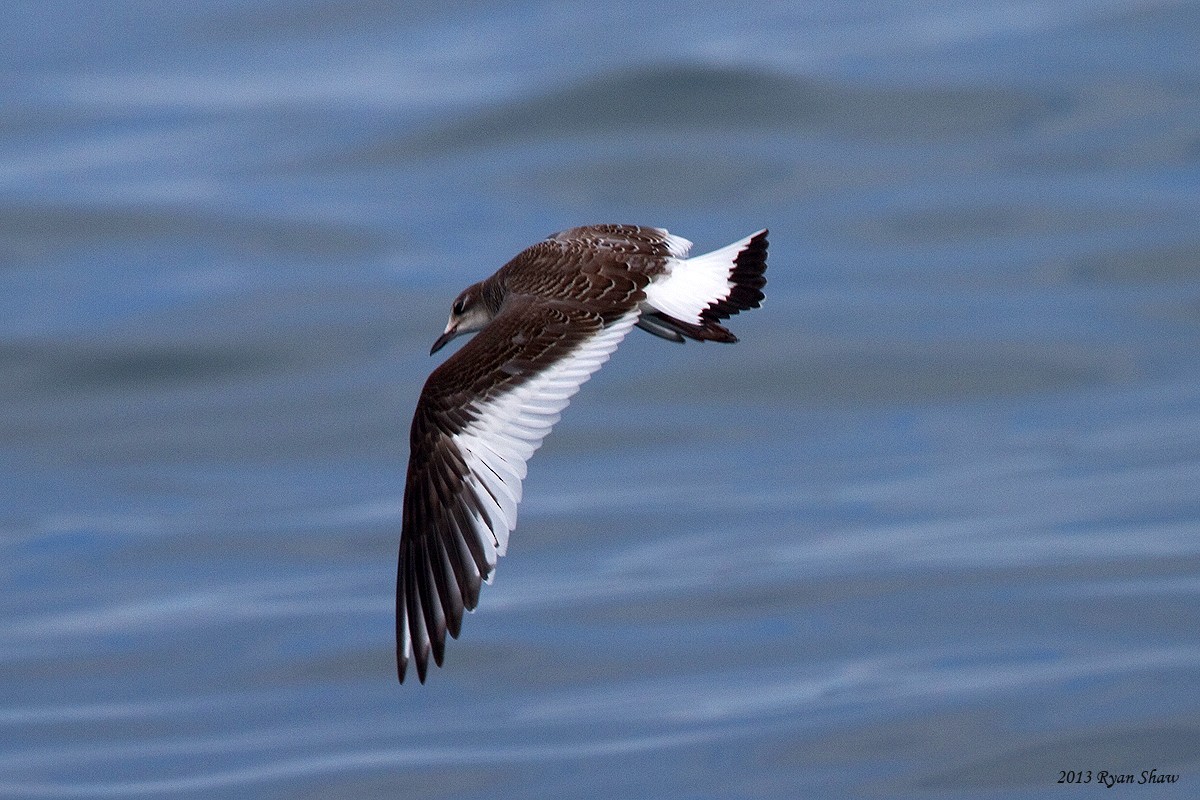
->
{"left": 398, "top": 224, "right": 768, "bottom": 682}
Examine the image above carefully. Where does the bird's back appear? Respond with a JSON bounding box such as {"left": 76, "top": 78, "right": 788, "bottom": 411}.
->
{"left": 495, "top": 225, "right": 685, "bottom": 317}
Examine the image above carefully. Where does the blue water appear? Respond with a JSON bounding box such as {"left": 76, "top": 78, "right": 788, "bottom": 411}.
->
{"left": 3, "top": 1, "right": 1200, "bottom": 797}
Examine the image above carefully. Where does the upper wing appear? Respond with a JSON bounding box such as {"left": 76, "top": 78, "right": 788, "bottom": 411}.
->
{"left": 495, "top": 225, "right": 690, "bottom": 309}
{"left": 548, "top": 224, "right": 693, "bottom": 259}
{"left": 398, "top": 296, "right": 640, "bottom": 682}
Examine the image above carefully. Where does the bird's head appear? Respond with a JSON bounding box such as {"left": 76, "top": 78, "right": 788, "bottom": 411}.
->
{"left": 430, "top": 283, "right": 496, "bottom": 354}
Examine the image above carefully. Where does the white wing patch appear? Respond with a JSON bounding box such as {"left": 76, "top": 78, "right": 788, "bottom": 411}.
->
{"left": 643, "top": 230, "right": 762, "bottom": 324}
{"left": 660, "top": 231, "right": 694, "bottom": 259}
{"left": 450, "top": 311, "right": 641, "bottom": 578}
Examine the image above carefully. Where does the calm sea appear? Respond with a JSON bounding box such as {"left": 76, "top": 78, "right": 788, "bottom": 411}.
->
{"left": 2, "top": 1, "right": 1199, "bottom": 797}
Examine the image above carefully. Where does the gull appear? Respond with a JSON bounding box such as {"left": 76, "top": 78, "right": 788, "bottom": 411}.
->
{"left": 398, "top": 224, "right": 768, "bottom": 682}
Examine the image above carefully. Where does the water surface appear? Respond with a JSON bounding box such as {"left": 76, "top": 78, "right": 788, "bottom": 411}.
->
{"left": 3, "top": 1, "right": 1199, "bottom": 797}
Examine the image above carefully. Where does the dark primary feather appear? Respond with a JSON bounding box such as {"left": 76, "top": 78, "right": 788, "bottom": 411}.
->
{"left": 703, "top": 229, "right": 768, "bottom": 322}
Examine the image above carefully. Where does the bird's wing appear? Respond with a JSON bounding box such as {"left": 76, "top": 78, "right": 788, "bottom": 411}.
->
{"left": 548, "top": 224, "right": 693, "bottom": 259}
{"left": 496, "top": 225, "right": 687, "bottom": 314}
{"left": 398, "top": 295, "right": 640, "bottom": 682}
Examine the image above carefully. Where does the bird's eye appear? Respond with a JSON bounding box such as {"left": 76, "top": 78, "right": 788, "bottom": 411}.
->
{"left": 452, "top": 298, "right": 466, "bottom": 315}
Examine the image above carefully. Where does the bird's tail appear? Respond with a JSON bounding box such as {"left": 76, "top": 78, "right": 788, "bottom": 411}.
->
{"left": 638, "top": 229, "right": 768, "bottom": 343}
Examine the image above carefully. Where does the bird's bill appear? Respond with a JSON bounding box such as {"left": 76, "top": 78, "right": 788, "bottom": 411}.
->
{"left": 430, "top": 324, "right": 458, "bottom": 355}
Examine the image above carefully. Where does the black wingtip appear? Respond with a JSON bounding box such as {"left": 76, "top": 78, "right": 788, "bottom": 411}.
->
{"left": 718, "top": 229, "right": 768, "bottom": 316}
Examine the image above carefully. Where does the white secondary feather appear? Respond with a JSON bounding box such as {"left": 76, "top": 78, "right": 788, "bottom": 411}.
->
{"left": 450, "top": 311, "right": 641, "bottom": 576}
{"left": 643, "top": 230, "right": 762, "bottom": 324}
{"left": 661, "top": 231, "right": 694, "bottom": 259}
